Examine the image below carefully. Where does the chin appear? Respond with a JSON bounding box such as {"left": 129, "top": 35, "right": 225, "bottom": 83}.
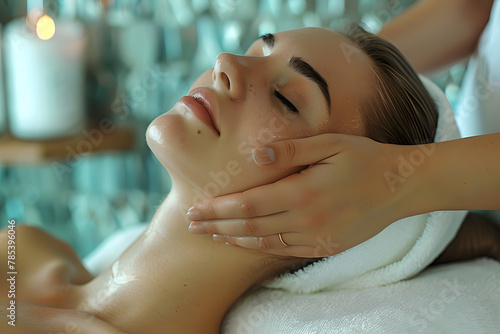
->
{"left": 146, "top": 112, "right": 187, "bottom": 168}
{"left": 145, "top": 108, "right": 221, "bottom": 189}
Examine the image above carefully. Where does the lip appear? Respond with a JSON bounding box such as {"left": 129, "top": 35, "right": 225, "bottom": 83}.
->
{"left": 183, "top": 88, "right": 221, "bottom": 135}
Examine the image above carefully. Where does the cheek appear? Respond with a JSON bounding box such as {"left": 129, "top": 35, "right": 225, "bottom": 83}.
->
{"left": 243, "top": 110, "right": 304, "bottom": 147}
{"left": 216, "top": 109, "right": 308, "bottom": 191}
{"left": 203, "top": 112, "right": 295, "bottom": 194}
{"left": 325, "top": 99, "right": 365, "bottom": 136}
{"left": 231, "top": 115, "right": 293, "bottom": 166}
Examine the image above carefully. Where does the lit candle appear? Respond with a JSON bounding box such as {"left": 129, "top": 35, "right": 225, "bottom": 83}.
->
{"left": 4, "top": 16, "right": 88, "bottom": 139}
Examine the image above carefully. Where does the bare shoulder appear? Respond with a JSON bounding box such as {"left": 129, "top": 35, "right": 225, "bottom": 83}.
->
{"left": 0, "top": 225, "right": 126, "bottom": 333}
{"left": 0, "top": 300, "right": 128, "bottom": 334}
{"left": 0, "top": 224, "right": 93, "bottom": 306}
{"left": 0, "top": 224, "right": 78, "bottom": 259}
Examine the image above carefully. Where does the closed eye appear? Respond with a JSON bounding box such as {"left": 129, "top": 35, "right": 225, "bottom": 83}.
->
{"left": 274, "top": 90, "right": 299, "bottom": 114}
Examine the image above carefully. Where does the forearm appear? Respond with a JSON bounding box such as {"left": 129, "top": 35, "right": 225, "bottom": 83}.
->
{"left": 378, "top": 0, "right": 494, "bottom": 74}
{"left": 413, "top": 133, "right": 500, "bottom": 213}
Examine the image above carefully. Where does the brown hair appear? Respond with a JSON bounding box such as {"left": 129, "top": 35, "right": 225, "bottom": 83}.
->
{"left": 342, "top": 24, "right": 438, "bottom": 145}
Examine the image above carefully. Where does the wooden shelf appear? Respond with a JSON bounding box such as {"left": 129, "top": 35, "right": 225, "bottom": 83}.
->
{"left": 0, "top": 125, "right": 135, "bottom": 165}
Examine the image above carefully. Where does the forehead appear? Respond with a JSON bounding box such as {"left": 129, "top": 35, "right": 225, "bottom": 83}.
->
{"left": 273, "top": 28, "right": 373, "bottom": 134}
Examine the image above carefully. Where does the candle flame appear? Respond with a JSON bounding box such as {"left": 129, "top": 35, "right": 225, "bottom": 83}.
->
{"left": 36, "top": 15, "right": 56, "bottom": 40}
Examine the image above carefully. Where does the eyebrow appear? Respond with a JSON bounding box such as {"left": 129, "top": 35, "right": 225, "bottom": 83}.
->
{"left": 259, "top": 33, "right": 331, "bottom": 115}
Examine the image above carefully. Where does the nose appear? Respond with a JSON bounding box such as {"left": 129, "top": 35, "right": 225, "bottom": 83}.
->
{"left": 213, "top": 52, "right": 249, "bottom": 101}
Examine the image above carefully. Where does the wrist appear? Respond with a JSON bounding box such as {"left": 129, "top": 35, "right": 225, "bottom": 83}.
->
{"left": 410, "top": 140, "right": 453, "bottom": 214}
{"left": 387, "top": 142, "right": 440, "bottom": 218}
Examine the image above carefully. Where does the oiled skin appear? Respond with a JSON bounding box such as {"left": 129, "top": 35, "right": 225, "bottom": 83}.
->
{"left": 0, "top": 194, "right": 298, "bottom": 334}
{"left": 1, "top": 211, "right": 498, "bottom": 333}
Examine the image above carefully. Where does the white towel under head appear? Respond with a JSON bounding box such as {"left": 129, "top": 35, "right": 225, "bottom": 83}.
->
{"left": 264, "top": 75, "right": 467, "bottom": 294}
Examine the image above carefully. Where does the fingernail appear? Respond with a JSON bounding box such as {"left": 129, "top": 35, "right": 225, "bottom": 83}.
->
{"left": 213, "top": 234, "right": 225, "bottom": 242}
{"left": 188, "top": 222, "right": 206, "bottom": 234}
{"left": 186, "top": 207, "right": 202, "bottom": 220}
{"left": 252, "top": 147, "right": 275, "bottom": 165}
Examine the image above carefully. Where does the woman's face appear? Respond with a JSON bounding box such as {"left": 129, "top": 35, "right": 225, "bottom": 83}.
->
{"left": 147, "top": 27, "right": 373, "bottom": 197}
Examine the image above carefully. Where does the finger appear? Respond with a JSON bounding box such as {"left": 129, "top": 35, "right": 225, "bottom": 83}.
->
{"left": 187, "top": 180, "right": 299, "bottom": 220}
{"left": 214, "top": 233, "right": 344, "bottom": 258}
{"left": 264, "top": 246, "right": 339, "bottom": 258}
{"left": 188, "top": 212, "right": 296, "bottom": 237}
{"left": 214, "top": 235, "right": 338, "bottom": 258}
{"left": 252, "top": 133, "right": 344, "bottom": 168}
{"left": 213, "top": 232, "right": 297, "bottom": 250}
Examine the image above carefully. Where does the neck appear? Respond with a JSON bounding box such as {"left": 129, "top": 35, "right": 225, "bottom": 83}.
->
{"left": 78, "top": 185, "right": 291, "bottom": 333}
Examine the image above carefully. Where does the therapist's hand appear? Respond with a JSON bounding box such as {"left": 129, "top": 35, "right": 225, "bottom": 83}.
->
{"left": 186, "top": 133, "right": 419, "bottom": 257}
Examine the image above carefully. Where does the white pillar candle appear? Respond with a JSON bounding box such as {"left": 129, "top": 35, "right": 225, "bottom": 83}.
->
{"left": 0, "top": 24, "right": 6, "bottom": 134}
{"left": 4, "top": 17, "right": 87, "bottom": 139}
